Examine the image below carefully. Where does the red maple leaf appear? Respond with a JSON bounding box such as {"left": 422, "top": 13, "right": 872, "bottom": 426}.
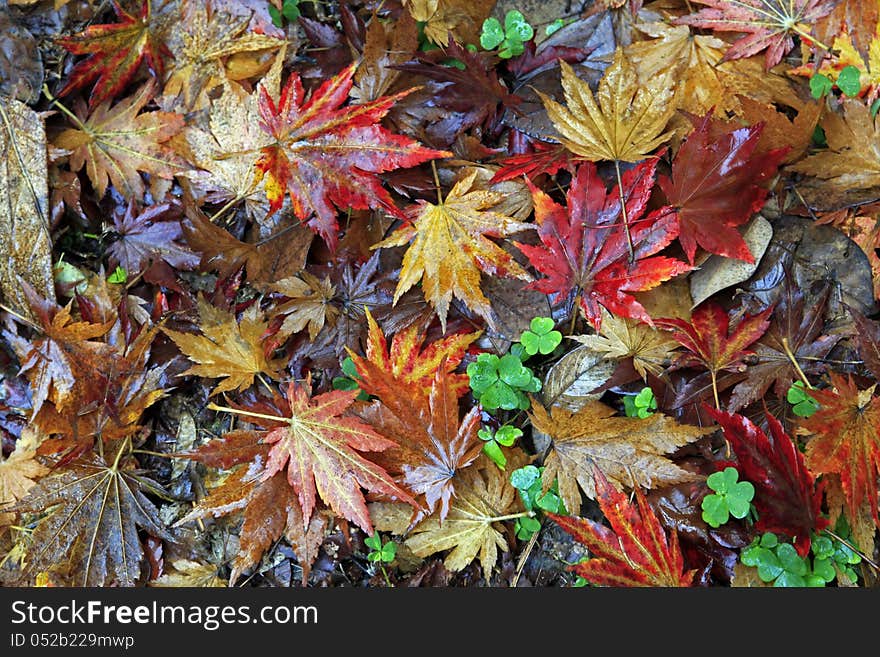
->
{"left": 255, "top": 63, "right": 450, "bottom": 250}
{"left": 799, "top": 373, "right": 880, "bottom": 528}
{"left": 675, "top": 0, "right": 839, "bottom": 70}
{"left": 515, "top": 160, "right": 691, "bottom": 331}
{"left": 549, "top": 467, "right": 697, "bottom": 587}
{"left": 490, "top": 141, "right": 587, "bottom": 184}
{"left": 658, "top": 113, "right": 787, "bottom": 264}
{"left": 705, "top": 407, "right": 827, "bottom": 556}
{"left": 56, "top": 0, "right": 169, "bottom": 108}
{"left": 656, "top": 302, "right": 772, "bottom": 408}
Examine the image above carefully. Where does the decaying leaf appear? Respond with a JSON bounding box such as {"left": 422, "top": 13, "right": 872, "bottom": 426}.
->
{"left": 270, "top": 272, "right": 339, "bottom": 342}
{"left": 162, "top": 296, "right": 284, "bottom": 396}
{"left": 675, "top": 0, "right": 839, "bottom": 70}
{"left": 149, "top": 559, "right": 227, "bottom": 587}
{"left": 373, "top": 454, "right": 525, "bottom": 575}
{"left": 530, "top": 398, "right": 710, "bottom": 514}
{"left": 788, "top": 100, "right": 880, "bottom": 210}
{"left": 0, "top": 97, "right": 55, "bottom": 319}
{"left": 12, "top": 448, "right": 169, "bottom": 586}
{"left": 373, "top": 171, "right": 533, "bottom": 332}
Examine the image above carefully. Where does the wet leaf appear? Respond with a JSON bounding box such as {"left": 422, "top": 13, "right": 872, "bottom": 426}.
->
{"left": 530, "top": 398, "right": 711, "bottom": 514}
{"left": 0, "top": 428, "right": 48, "bottom": 527}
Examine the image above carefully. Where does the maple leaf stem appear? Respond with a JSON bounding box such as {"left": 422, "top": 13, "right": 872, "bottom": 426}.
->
{"left": 431, "top": 160, "right": 443, "bottom": 205}
{"left": 512, "top": 523, "right": 541, "bottom": 587}
{"left": 781, "top": 337, "right": 813, "bottom": 389}
{"left": 486, "top": 510, "right": 536, "bottom": 523}
{"left": 42, "top": 84, "right": 91, "bottom": 136}
{"left": 210, "top": 194, "right": 245, "bottom": 225}
{"left": 207, "top": 401, "right": 287, "bottom": 424}
{"left": 710, "top": 370, "right": 720, "bottom": 410}
{"left": 0, "top": 301, "right": 40, "bottom": 330}
{"left": 613, "top": 160, "right": 635, "bottom": 263}
{"left": 791, "top": 24, "right": 830, "bottom": 54}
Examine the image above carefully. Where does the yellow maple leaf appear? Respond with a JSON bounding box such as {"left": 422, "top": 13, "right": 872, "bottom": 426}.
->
{"left": 372, "top": 171, "right": 533, "bottom": 332}
{"left": 270, "top": 272, "right": 338, "bottom": 342}
{"left": 538, "top": 47, "right": 677, "bottom": 163}
{"left": 162, "top": 296, "right": 284, "bottom": 396}
{"left": 530, "top": 399, "right": 711, "bottom": 514}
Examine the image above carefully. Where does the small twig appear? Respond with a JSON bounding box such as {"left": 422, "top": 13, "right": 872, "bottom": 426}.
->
{"left": 823, "top": 528, "right": 880, "bottom": 572}
{"left": 512, "top": 525, "right": 541, "bottom": 587}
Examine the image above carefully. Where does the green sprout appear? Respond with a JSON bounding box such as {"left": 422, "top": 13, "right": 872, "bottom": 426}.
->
{"left": 787, "top": 380, "right": 819, "bottom": 418}
{"left": 701, "top": 467, "right": 755, "bottom": 528}
{"left": 108, "top": 265, "right": 128, "bottom": 285}
{"left": 365, "top": 533, "right": 397, "bottom": 564}
{"left": 510, "top": 465, "right": 566, "bottom": 540}
{"left": 623, "top": 387, "right": 657, "bottom": 418}
{"left": 268, "top": 0, "right": 300, "bottom": 27}
{"left": 520, "top": 316, "right": 562, "bottom": 356}
{"left": 331, "top": 356, "right": 369, "bottom": 401}
{"left": 480, "top": 10, "right": 534, "bottom": 58}
{"left": 478, "top": 424, "right": 522, "bottom": 469}
{"left": 467, "top": 352, "right": 541, "bottom": 411}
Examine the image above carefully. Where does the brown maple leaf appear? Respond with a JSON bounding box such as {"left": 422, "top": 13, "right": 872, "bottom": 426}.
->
{"left": 529, "top": 398, "right": 711, "bottom": 514}
{"left": 269, "top": 272, "right": 339, "bottom": 342}
{"left": 162, "top": 296, "right": 284, "bottom": 396}
{"left": 53, "top": 82, "right": 185, "bottom": 200}
{"left": 12, "top": 446, "right": 169, "bottom": 586}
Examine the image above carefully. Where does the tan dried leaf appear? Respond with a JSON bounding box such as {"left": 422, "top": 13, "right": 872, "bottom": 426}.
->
{"left": 399, "top": 456, "right": 524, "bottom": 574}
{"left": 570, "top": 308, "right": 678, "bottom": 380}
{"left": 270, "top": 272, "right": 338, "bottom": 341}
{"left": 530, "top": 399, "right": 711, "bottom": 513}
{"left": 149, "top": 560, "right": 227, "bottom": 587}
{"left": 0, "top": 428, "right": 48, "bottom": 526}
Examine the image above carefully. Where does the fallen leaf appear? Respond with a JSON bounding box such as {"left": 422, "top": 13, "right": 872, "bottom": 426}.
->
{"left": 55, "top": 0, "right": 169, "bottom": 107}
{"left": 515, "top": 160, "right": 691, "bottom": 331}
{"left": 675, "top": 0, "right": 839, "bottom": 70}
{"left": 707, "top": 407, "right": 827, "bottom": 555}
{"left": 395, "top": 455, "right": 524, "bottom": 575}
{"left": 162, "top": 296, "right": 284, "bottom": 396}
{"left": 798, "top": 373, "right": 880, "bottom": 527}
{"left": 270, "top": 272, "right": 339, "bottom": 342}
{"left": 658, "top": 112, "right": 787, "bottom": 264}
{"left": 538, "top": 48, "right": 676, "bottom": 162}
{"left": 549, "top": 467, "right": 697, "bottom": 587}
{"left": 788, "top": 100, "right": 880, "bottom": 210}
{"left": 149, "top": 559, "right": 227, "bottom": 587}
{"left": 0, "top": 428, "right": 48, "bottom": 527}
{"left": 162, "top": 0, "right": 284, "bottom": 109}
{"left": 107, "top": 200, "right": 199, "bottom": 275}
{"left": 570, "top": 308, "right": 678, "bottom": 380}
{"left": 354, "top": 358, "right": 483, "bottom": 520}
{"left": 530, "top": 398, "right": 711, "bottom": 514}
{"left": 0, "top": 97, "right": 55, "bottom": 320}
{"left": 12, "top": 447, "right": 169, "bottom": 586}
{"left": 53, "top": 82, "right": 185, "bottom": 200}
{"left": 352, "top": 12, "right": 419, "bottom": 103}
{"left": 255, "top": 63, "right": 449, "bottom": 250}
{"left": 373, "top": 170, "right": 533, "bottom": 332}
{"left": 348, "top": 307, "right": 480, "bottom": 399}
